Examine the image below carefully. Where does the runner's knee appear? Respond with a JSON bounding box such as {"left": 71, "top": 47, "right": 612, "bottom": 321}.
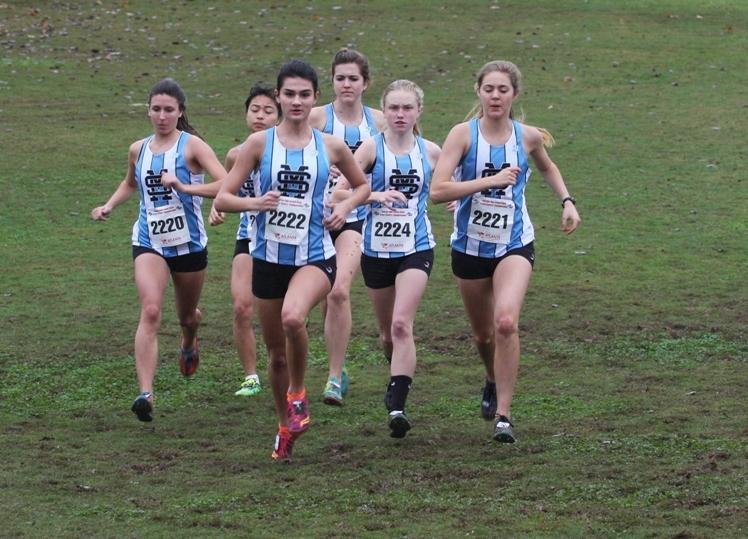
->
{"left": 140, "top": 303, "right": 162, "bottom": 328}
{"left": 495, "top": 315, "right": 518, "bottom": 338}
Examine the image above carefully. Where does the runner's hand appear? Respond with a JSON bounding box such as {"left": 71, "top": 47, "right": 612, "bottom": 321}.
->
{"left": 91, "top": 205, "right": 112, "bottom": 221}
{"left": 486, "top": 166, "right": 519, "bottom": 189}
{"left": 208, "top": 203, "right": 225, "bottom": 226}
{"left": 160, "top": 172, "right": 182, "bottom": 191}
{"left": 376, "top": 189, "right": 407, "bottom": 209}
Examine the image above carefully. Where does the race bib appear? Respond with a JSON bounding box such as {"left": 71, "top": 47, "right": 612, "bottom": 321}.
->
{"left": 467, "top": 194, "right": 514, "bottom": 244}
{"left": 371, "top": 206, "right": 415, "bottom": 252}
{"left": 147, "top": 204, "right": 190, "bottom": 248}
{"left": 265, "top": 195, "right": 312, "bottom": 245}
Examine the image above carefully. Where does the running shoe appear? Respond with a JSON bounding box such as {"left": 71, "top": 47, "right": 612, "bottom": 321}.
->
{"left": 340, "top": 365, "right": 350, "bottom": 397}
{"left": 322, "top": 376, "right": 343, "bottom": 406}
{"left": 131, "top": 392, "right": 153, "bottom": 422}
{"left": 388, "top": 410, "right": 411, "bottom": 439}
{"left": 287, "top": 396, "right": 311, "bottom": 434}
{"left": 179, "top": 339, "right": 199, "bottom": 377}
{"left": 271, "top": 430, "right": 295, "bottom": 462}
{"left": 481, "top": 381, "right": 497, "bottom": 420}
{"left": 235, "top": 375, "right": 262, "bottom": 397}
{"left": 493, "top": 415, "right": 516, "bottom": 443}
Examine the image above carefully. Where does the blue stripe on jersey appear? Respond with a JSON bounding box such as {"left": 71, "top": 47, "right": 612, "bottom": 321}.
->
{"left": 134, "top": 137, "right": 152, "bottom": 248}
{"left": 413, "top": 137, "right": 433, "bottom": 253}
{"left": 362, "top": 106, "right": 376, "bottom": 132}
{"left": 252, "top": 130, "right": 272, "bottom": 262}
{"left": 509, "top": 122, "right": 529, "bottom": 248}
{"left": 307, "top": 130, "right": 331, "bottom": 261}
{"left": 276, "top": 143, "right": 302, "bottom": 264}
{"left": 322, "top": 103, "right": 335, "bottom": 134}
{"left": 451, "top": 119, "right": 534, "bottom": 258}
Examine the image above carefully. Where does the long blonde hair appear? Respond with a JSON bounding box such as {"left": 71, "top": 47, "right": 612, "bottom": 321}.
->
{"left": 467, "top": 60, "right": 554, "bottom": 147}
{"left": 380, "top": 79, "right": 424, "bottom": 136}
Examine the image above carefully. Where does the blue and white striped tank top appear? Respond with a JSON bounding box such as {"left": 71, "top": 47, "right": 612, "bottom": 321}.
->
{"left": 131, "top": 131, "right": 207, "bottom": 256}
{"left": 362, "top": 134, "right": 435, "bottom": 258}
{"left": 251, "top": 127, "right": 335, "bottom": 265}
{"left": 451, "top": 119, "right": 534, "bottom": 258}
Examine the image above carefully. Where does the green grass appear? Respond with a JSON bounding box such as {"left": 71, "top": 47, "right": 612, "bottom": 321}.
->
{"left": 1, "top": 0, "right": 747, "bottom": 537}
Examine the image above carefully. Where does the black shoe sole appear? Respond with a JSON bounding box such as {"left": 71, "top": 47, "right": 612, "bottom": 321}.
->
{"left": 131, "top": 398, "right": 153, "bottom": 422}
{"left": 389, "top": 415, "right": 411, "bottom": 438}
{"left": 493, "top": 431, "right": 516, "bottom": 443}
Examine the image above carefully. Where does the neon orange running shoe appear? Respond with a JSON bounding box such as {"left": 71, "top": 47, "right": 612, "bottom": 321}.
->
{"left": 287, "top": 396, "right": 311, "bottom": 434}
{"left": 271, "top": 430, "right": 295, "bottom": 462}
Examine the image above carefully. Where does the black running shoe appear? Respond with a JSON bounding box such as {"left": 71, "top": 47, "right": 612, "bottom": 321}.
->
{"left": 388, "top": 411, "right": 411, "bottom": 438}
{"left": 131, "top": 392, "right": 153, "bottom": 422}
{"left": 493, "top": 415, "right": 516, "bottom": 443}
{"left": 481, "top": 381, "right": 497, "bottom": 420}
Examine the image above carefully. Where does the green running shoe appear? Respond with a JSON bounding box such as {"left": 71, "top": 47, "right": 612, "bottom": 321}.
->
{"left": 322, "top": 376, "right": 343, "bottom": 406}
{"left": 235, "top": 375, "right": 261, "bottom": 397}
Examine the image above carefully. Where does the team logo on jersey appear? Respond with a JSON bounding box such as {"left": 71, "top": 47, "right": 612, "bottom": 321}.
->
{"left": 277, "top": 164, "right": 311, "bottom": 198}
{"left": 389, "top": 168, "right": 420, "bottom": 199}
{"left": 145, "top": 168, "right": 173, "bottom": 202}
{"left": 240, "top": 176, "right": 256, "bottom": 198}
{"left": 480, "top": 162, "right": 510, "bottom": 198}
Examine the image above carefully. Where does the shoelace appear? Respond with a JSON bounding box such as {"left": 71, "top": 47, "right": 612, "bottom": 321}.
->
{"left": 292, "top": 401, "right": 305, "bottom": 414}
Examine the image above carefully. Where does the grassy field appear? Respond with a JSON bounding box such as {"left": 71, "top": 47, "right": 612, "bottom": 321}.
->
{"left": 1, "top": 0, "right": 746, "bottom": 537}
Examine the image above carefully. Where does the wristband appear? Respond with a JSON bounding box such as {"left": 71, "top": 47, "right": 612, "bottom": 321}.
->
{"left": 561, "top": 196, "right": 576, "bottom": 208}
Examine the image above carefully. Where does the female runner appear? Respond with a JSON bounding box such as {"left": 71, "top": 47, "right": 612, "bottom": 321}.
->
{"left": 430, "top": 61, "right": 581, "bottom": 442}
{"left": 345, "top": 79, "right": 440, "bottom": 438}
{"left": 215, "top": 60, "right": 370, "bottom": 461}
{"left": 91, "top": 78, "right": 227, "bottom": 422}
{"left": 309, "top": 48, "right": 385, "bottom": 406}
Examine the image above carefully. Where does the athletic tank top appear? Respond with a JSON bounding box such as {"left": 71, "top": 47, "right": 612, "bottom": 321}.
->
{"left": 131, "top": 131, "right": 207, "bottom": 256}
{"left": 450, "top": 119, "right": 534, "bottom": 258}
{"left": 362, "top": 134, "right": 435, "bottom": 258}
{"left": 251, "top": 127, "right": 335, "bottom": 265}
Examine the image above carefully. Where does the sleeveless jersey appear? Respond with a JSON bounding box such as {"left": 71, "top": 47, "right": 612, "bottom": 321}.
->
{"left": 235, "top": 164, "right": 261, "bottom": 243}
{"left": 450, "top": 119, "right": 534, "bottom": 258}
{"left": 131, "top": 131, "right": 207, "bottom": 256}
{"left": 322, "top": 103, "right": 378, "bottom": 223}
{"left": 251, "top": 127, "right": 335, "bottom": 265}
{"left": 362, "top": 134, "right": 435, "bottom": 258}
